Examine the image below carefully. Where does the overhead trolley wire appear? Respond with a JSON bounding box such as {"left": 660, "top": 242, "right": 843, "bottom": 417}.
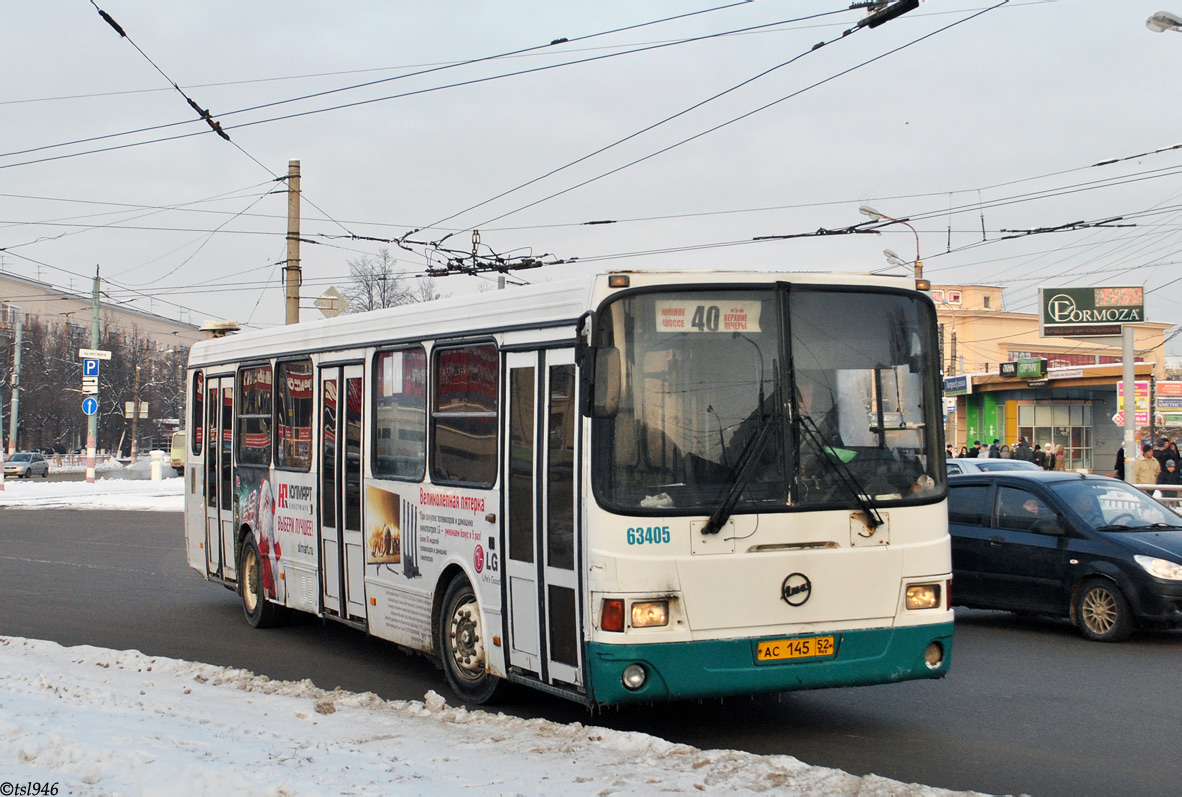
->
{"left": 420, "top": 6, "right": 854, "bottom": 243}
{"left": 1, "top": 1, "right": 769, "bottom": 166}
{"left": 436, "top": 1, "right": 1011, "bottom": 242}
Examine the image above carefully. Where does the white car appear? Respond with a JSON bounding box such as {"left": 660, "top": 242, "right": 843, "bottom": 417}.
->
{"left": 4, "top": 451, "right": 50, "bottom": 478}
{"left": 946, "top": 457, "right": 1041, "bottom": 476}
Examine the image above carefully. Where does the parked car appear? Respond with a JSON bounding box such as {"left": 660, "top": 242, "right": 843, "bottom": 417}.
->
{"left": 946, "top": 458, "right": 1041, "bottom": 475}
{"left": 170, "top": 431, "right": 186, "bottom": 476}
{"left": 947, "top": 471, "right": 1182, "bottom": 641}
{"left": 4, "top": 451, "right": 50, "bottom": 478}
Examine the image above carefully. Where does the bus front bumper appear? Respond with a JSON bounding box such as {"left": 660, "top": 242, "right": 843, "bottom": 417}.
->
{"left": 585, "top": 622, "right": 953, "bottom": 705}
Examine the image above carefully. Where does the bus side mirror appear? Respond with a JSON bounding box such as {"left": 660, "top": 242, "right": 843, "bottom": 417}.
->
{"left": 581, "top": 346, "right": 621, "bottom": 418}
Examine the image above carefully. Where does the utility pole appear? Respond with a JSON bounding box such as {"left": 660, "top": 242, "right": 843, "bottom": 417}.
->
{"left": 285, "top": 159, "right": 301, "bottom": 325}
{"left": 1122, "top": 326, "right": 1137, "bottom": 484}
{"left": 87, "top": 267, "right": 100, "bottom": 485}
{"left": 7, "top": 317, "right": 21, "bottom": 455}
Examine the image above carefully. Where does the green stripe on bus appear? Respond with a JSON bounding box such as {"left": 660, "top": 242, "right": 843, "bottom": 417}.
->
{"left": 585, "top": 623, "right": 954, "bottom": 705}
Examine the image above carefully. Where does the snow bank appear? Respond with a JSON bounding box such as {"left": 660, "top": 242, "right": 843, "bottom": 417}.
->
{"left": 0, "top": 477, "right": 183, "bottom": 512}
{"left": 0, "top": 637, "right": 975, "bottom": 795}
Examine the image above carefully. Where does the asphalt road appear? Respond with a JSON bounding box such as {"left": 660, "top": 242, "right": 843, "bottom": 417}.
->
{"left": 2, "top": 510, "right": 1179, "bottom": 796}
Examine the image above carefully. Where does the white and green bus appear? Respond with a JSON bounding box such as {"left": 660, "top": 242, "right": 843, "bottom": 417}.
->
{"left": 183, "top": 269, "right": 953, "bottom": 705}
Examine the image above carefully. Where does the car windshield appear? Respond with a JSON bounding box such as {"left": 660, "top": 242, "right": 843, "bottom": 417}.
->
{"left": 1048, "top": 479, "right": 1182, "bottom": 530}
{"left": 10, "top": 453, "right": 30, "bottom": 462}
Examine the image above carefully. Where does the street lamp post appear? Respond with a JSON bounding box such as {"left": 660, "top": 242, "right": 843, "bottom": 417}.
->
{"left": 1146, "top": 11, "right": 1182, "bottom": 31}
{"left": 860, "top": 204, "right": 926, "bottom": 287}
{"left": 130, "top": 363, "right": 141, "bottom": 461}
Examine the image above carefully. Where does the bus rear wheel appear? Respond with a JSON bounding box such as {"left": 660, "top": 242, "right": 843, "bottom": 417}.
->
{"left": 439, "top": 577, "right": 503, "bottom": 704}
{"left": 240, "top": 533, "right": 284, "bottom": 629}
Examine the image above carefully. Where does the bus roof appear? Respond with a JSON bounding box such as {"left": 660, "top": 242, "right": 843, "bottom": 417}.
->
{"left": 188, "top": 269, "right": 916, "bottom": 368}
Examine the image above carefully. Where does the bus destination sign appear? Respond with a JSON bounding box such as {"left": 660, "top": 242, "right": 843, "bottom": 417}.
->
{"left": 1039, "top": 286, "right": 1145, "bottom": 337}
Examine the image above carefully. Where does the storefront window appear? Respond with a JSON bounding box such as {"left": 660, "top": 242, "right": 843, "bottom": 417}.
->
{"left": 1018, "top": 402, "right": 1092, "bottom": 470}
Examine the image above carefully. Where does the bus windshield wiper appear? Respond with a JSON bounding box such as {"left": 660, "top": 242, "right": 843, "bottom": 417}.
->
{"left": 797, "top": 414, "right": 884, "bottom": 529}
{"left": 701, "top": 413, "right": 776, "bottom": 536}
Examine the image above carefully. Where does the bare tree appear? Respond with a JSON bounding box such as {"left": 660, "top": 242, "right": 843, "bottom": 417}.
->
{"left": 409, "top": 274, "right": 440, "bottom": 304}
{"left": 343, "top": 249, "right": 414, "bottom": 313}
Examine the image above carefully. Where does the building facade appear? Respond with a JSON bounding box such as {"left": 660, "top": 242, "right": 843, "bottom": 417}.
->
{"left": 0, "top": 271, "right": 205, "bottom": 453}
{"left": 935, "top": 284, "right": 1171, "bottom": 474}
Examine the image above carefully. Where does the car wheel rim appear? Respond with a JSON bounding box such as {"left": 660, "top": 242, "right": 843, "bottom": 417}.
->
{"left": 447, "top": 596, "right": 486, "bottom": 681}
{"left": 1082, "top": 588, "right": 1116, "bottom": 634}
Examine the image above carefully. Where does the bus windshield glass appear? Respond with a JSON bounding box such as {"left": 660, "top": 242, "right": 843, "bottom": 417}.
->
{"left": 591, "top": 287, "right": 944, "bottom": 513}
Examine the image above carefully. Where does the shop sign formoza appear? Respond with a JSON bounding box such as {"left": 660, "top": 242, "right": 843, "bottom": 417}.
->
{"left": 1040, "top": 286, "right": 1144, "bottom": 337}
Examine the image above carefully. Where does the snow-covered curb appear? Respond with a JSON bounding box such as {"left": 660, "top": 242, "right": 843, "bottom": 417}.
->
{"left": 0, "top": 477, "right": 183, "bottom": 511}
{"left": 0, "top": 637, "right": 978, "bottom": 795}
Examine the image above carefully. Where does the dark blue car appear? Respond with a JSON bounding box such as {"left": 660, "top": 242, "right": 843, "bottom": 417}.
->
{"left": 947, "top": 471, "right": 1182, "bottom": 641}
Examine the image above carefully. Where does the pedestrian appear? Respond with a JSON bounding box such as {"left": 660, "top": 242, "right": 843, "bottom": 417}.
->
{"left": 1000, "top": 444, "right": 1012, "bottom": 458}
{"left": 1114, "top": 446, "right": 1125, "bottom": 480}
{"left": 1157, "top": 459, "right": 1181, "bottom": 486}
{"left": 1012, "top": 436, "right": 1033, "bottom": 461}
{"left": 1032, "top": 444, "right": 1046, "bottom": 469}
{"left": 988, "top": 438, "right": 1001, "bottom": 458}
{"left": 946, "top": 444, "right": 955, "bottom": 458}
{"left": 1044, "top": 444, "right": 1056, "bottom": 470}
{"left": 958, "top": 445, "right": 969, "bottom": 458}
{"left": 967, "top": 440, "right": 981, "bottom": 458}
{"left": 1132, "top": 443, "right": 1161, "bottom": 485}
{"left": 1154, "top": 437, "right": 1172, "bottom": 471}
{"left": 1053, "top": 444, "right": 1066, "bottom": 471}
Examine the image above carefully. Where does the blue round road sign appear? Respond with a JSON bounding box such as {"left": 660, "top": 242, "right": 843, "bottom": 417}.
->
{"left": 82, "top": 397, "right": 99, "bottom": 416}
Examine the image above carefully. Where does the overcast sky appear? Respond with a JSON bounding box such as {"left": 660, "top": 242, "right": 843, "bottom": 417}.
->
{"left": 3, "top": 1, "right": 1180, "bottom": 350}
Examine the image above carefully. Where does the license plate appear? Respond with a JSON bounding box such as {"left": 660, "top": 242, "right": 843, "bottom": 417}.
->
{"left": 755, "top": 635, "right": 835, "bottom": 661}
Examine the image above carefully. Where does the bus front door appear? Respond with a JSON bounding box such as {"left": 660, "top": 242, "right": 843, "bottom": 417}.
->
{"left": 204, "top": 376, "right": 235, "bottom": 581}
{"left": 504, "top": 350, "right": 582, "bottom": 692}
{"left": 318, "top": 364, "right": 367, "bottom": 622}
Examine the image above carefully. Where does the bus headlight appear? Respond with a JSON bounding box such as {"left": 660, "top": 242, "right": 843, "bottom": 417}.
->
{"left": 622, "top": 663, "right": 647, "bottom": 690}
{"left": 905, "top": 584, "right": 941, "bottom": 610}
{"left": 630, "top": 600, "right": 669, "bottom": 628}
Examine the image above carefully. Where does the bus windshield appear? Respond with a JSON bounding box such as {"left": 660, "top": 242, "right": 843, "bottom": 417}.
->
{"left": 591, "top": 286, "right": 944, "bottom": 513}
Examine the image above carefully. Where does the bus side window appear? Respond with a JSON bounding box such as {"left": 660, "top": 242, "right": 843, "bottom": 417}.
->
{"left": 373, "top": 347, "right": 427, "bottom": 480}
{"left": 275, "top": 359, "right": 313, "bottom": 471}
{"left": 431, "top": 343, "right": 498, "bottom": 486}
{"left": 191, "top": 371, "right": 204, "bottom": 457}
{"left": 237, "top": 364, "right": 273, "bottom": 467}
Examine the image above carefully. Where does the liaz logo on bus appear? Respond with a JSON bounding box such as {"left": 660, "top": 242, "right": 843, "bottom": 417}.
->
{"left": 780, "top": 573, "right": 812, "bottom": 606}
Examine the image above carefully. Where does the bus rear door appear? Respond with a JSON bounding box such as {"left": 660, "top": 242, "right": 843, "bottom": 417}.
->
{"left": 204, "top": 376, "right": 235, "bottom": 581}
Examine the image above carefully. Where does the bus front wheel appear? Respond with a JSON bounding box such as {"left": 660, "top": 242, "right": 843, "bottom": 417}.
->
{"left": 240, "top": 533, "right": 284, "bottom": 629}
{"left": 439, "top": 577, "right": 503, "bottom": 704}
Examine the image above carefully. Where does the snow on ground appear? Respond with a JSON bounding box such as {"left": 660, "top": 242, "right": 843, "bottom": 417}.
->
{"left": 0, "top": 468, "right": 183, "bottom": 512}
{"left": 0, "top": 476, "right": 979, "bottom": 795}
{"left": 0, "top": 638, "right": 975, "bottom": 796}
